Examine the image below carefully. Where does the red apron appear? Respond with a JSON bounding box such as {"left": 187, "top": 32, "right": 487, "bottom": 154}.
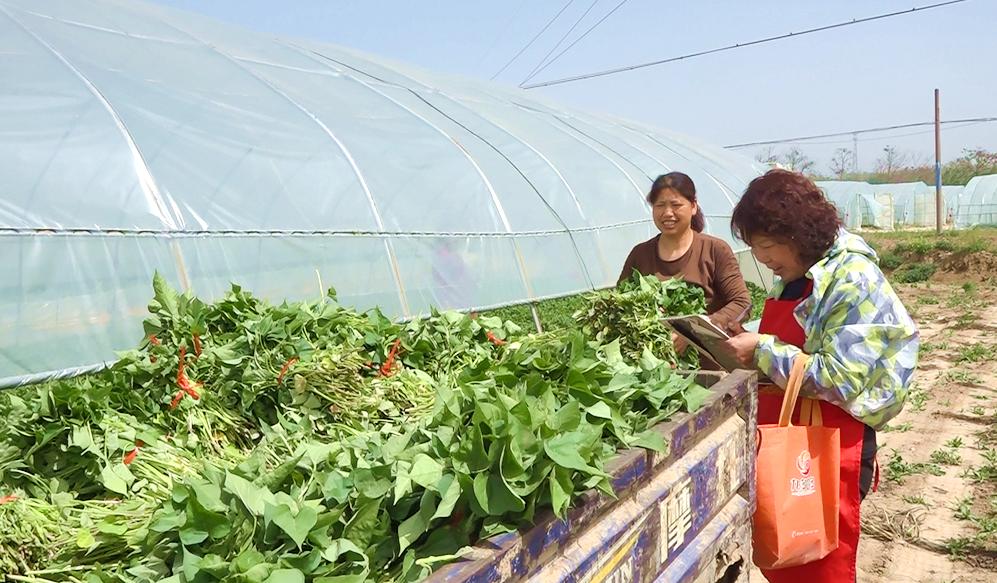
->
{"left": 756, "top": 285, "right": 868, "bottom": 583}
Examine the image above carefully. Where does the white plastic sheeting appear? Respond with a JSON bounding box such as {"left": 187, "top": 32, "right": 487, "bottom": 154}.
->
{"left": 942, "top": 185, "right": 963, "bottom": 225}
{"left": 816, "top": 181, "right": 893, "bottom": 230}
{"left": 871, "top": 182, "right": 936, "bottom": 227}
{"left": 956, "top": 175, "right": 997, "bottom": 227}
{"left": 0, "top": 0, "right": 768, "bottom": 382}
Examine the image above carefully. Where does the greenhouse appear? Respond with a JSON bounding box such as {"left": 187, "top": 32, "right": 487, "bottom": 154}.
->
{"left": 0, "top": 0, "right": 769, "bottom": 385}
{"left": 815, "top": 180, "right": 893, "bottom": 230}
{"left": 942, "top": 185, "right": 964, "bottom": 225}
{"left": 870, "top": 182, "right": 936, "bottom": 227}
{"left": 956, "top": 174, "right": 997, "bottom": 227}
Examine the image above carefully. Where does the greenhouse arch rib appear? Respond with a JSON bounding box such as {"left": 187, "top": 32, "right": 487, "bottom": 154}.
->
{"left": 622, "top": 125, "right": 739, "bottom": 208}
{"left": 302, "top": 46, "right": 597, "bottom": 288}
{"left": 0, "top": 5, "right": 179, "bottom": 232}
{"left": 137, "top": 15, "right": 414, "bottom": 316}
{"left": 271, "top": 41, "right": 542, "bottom": 306}
{"left": 298, "top": 45, "right": 590, "bottom": 223}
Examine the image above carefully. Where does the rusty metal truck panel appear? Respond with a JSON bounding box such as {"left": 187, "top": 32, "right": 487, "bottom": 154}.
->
{"left": 655, "top": 496, "right": 751, "bottom": 583}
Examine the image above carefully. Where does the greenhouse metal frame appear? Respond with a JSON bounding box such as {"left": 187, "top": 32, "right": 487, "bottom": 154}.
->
{"left": 0, "top": 0, "right": 771, "bottom": 385}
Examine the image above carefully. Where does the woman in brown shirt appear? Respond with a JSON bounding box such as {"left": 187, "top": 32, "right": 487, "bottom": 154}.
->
{"left": 619, "top": 172, "right": 751, "bottom": 331}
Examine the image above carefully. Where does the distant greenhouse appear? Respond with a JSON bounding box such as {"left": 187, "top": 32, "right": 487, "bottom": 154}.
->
{"left": 956, "top": 174, "right": 997, "bottom": 227}
{"left": 871, "top": 182, "right": 936, "bottom": 227}
{"left": 942, "top": 185, "right": 964, "bottom": 225}
{"left": 816, "top": 181, "right": 893, "bottom": 230}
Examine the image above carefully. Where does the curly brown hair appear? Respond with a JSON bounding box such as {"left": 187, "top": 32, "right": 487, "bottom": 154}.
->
{"left": 731, "top": 169, "right": 842, "bottom": 265}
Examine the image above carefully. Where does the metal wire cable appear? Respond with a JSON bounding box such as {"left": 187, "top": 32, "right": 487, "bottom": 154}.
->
{"left": 522, "top": 1, "right": 969, "bottom": 89}
{"left": 490, "top": 0, "right": 576, "bottom": 80}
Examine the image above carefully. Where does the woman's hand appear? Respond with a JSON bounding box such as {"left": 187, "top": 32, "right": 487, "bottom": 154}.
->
{"left": 671, "top": 331, "right": 689, "bottom": 355}
{"left": 725, "top": 332, "right": 760, "bottom": 368}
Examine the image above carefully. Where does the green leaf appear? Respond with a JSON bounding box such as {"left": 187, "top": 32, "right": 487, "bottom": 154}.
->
{"left": 585, "top": 401, "right": 613, "bottom": 420}
{"left": 71, "top": 425, "right": 94, "bottom": 452}
{"left": 640, "top": 348, "right": 663, "bottom": 371}
{"left": 265, "top": 569, "right": 305, "bottom": 583}
{"left": 190, "top": 479, "right": 227, "bottom": 513}
{"left": 343, "top": 499, "right": 381, "bottom": 549}
{"left": 152, "top": 271, "right": 180, "bottom": 319}
{"left": 394, "top": 460, "right": 413, "bottom": 504}
{"left": 322, "top": 472, "right": 352, "bottom": 504}
{"left": 321, "top": 538, "right": 366, "bottom": 563}
{"left": 96, "top": 520, "right": 129, "bottom": 536}
{"left": 226, "top": 472, "right": 267, "bottom": 516}
{"left": 233, "top": 548, "right": 268, "bottom": 573}
{"left": 544, "top": 432, "right": 602, "bottom": 474}
{"left": 182, "top": 548, "right": 203, "bottom": 581}
{"left": 457, "top": 426, "right": 489, "bottom": 473}
{"left": 398, "top": 493, "right": 437, "bottom": 553}
{"left": 432, "top": 474, "right": 462, "bottom": 520}
{"left": 607, "top": 373, "right": 638, "bottom": 393}
{"left": 266, "top": 503, "right": 318, "bottom": 548}
{"left": 550, "top": 468, "right": 573, "bottom": 517}
{"left": 631, "top": 430, "right": 668, "bottom": 453}
{"left": 100, "top": 464, "right": 131, "bottom": 495}
{"left": 315, "top": 576, "right": 368, "bottom": 583}
{"left": 682, "top": 385, "right": 713, "bottom": 412}
{"left": 409, "top": 454, "right": 444, "bottom": 491}
{"left": 75, "top": 529, "right": 96, "bottom": 548}
{"left": 198, "top": 554, "right": 229, "bottom": 577}
{"left": 179, "top": 526, "right": 209, "bottom": 545}
{"left": 472, "top": 471, "right": 525, "bottom": 516}
{"left": 547, "top": 400, "right": 580, "bottom": 432}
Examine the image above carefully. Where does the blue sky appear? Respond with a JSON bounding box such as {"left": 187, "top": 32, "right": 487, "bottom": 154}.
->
{"left": 150, "top": 0, "right": 996, "bottom": 175}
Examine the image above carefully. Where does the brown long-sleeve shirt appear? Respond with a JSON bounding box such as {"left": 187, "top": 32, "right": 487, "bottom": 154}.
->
{"left": 618, "top": 233, "right": 752, "bottom": 328}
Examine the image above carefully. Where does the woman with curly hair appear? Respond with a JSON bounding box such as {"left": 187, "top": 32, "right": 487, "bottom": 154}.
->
{"left": 725, "top": 169, "right": 919, "bottom": 582}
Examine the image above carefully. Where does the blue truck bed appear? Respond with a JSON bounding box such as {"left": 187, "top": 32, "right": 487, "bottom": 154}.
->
{"left": 428, "top": 369, "right": 758, "bottom": 583}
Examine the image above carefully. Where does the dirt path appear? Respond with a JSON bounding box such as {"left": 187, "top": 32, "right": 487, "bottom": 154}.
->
{"left": 857, "top": 281, "right": 997, "bottom": 582}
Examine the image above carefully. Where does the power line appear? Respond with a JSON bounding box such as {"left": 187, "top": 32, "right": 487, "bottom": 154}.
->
{"left": 724, "top": 116, "right": 997, "bottom": 149}
{"left": 476, "top": 0, "right": 530, "bottom": 68}
{"left": 490, "top": 0, "right": 576, "bottom": 81}
{"left": 520, "top": 0, "right": 630, "bottom": 87}
{"left": 521, "top": 0, "right": 969, "bottom": 89}
{"left": 756, "top": 121, "right": 989, "bottom": 147}
{"left": 520, "top": 0, "right": 601, "bottom": 86}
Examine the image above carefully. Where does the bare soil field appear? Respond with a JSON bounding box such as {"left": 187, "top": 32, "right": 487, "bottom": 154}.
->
{"left": 857, "top": 280, "right": 997, "bottom": 583}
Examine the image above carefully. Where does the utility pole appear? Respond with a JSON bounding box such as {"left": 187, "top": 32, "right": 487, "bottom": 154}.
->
{"left": 934, "top": 89, "right": 943, "bottom": 234}
{"left": 852, "top": 132, "right": 859, "bottom": 172}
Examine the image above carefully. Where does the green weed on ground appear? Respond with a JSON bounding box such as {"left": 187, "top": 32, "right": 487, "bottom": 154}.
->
{"left": 957, "top": 343, "right": 997, "bottom": 363}
{"left": 884, "top": 450, "right": 945, "bottom": 484}
{"left": 894, "top": 262, "right": 937, "bottom": 283}
{"left": 943, "top": 370, "right": 983, "bottom": 385}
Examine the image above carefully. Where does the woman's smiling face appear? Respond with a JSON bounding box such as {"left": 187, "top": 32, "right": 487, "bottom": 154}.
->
{"left": 749, "top": 234, "right": 808, "bottom": 281}
{"left": 652, "top": 188, "right": 697, "bottom": 236}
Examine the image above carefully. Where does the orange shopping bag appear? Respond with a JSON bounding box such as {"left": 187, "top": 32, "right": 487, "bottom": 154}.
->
{"left": 752, "top": 355, "right": 840, "bottom": 569}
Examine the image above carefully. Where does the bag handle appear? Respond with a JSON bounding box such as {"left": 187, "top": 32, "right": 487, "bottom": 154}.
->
{"left": 777, "top": 355, "right": 810, "bottom": 427}
{"left": 799, "top": 397, "right": 824, "bottom": 426}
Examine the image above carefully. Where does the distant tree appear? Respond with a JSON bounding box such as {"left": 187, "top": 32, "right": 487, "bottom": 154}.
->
{"left": 875, "top": 145, "right": 910, "bottom": 178}
{"left": 754, "top": 147, "right": 779, "bottom": 166}
{"left": 780, "top": 148, "right": 816, "bottom": 175}
{"left": 942, "top": 148, "right": 997, "bottom": 185}
{"left": 829, "top": 148, "right": 855, "bottom": 178}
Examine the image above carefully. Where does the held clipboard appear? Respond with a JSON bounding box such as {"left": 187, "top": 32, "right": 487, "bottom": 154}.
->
{"left": 662, "top": 314, "right": 766, "bottom": 379}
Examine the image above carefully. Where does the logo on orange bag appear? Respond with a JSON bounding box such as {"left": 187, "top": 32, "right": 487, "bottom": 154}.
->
{"left": 796, "top": 450, "right": 812, "bottom": 476}
{"left": 790, "top": 450, "right": 816, "bottom": 497}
